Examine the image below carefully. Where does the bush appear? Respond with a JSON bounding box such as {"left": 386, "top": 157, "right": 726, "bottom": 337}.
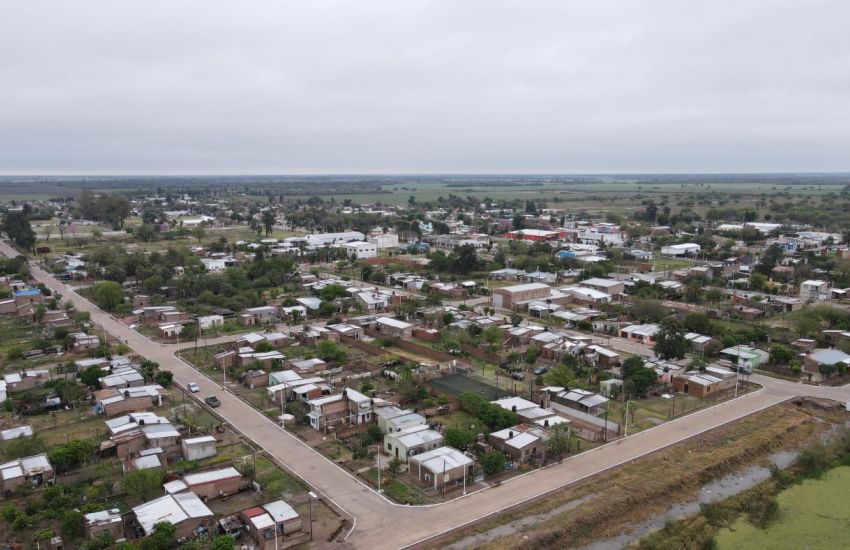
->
{"left": 794, "top": 441, "right": 832, "bottom": 478}
{"left": 444, "top": 426, "right": 476, "bottom": 449}
{"left": 480, "top": 451, "right": 506, "bottom": 476}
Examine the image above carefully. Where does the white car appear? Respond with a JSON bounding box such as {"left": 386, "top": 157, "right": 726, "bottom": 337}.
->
{"left": 187, "top": 383, "right": 200, "bottom": 393}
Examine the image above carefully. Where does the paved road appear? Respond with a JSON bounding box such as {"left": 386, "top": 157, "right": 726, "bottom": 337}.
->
{"left": 6, "top": 241, "right": 849, "bottom": 549}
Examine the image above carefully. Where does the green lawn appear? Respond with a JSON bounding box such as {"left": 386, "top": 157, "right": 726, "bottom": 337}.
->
{"left": 716, "top": 466, "right": 850, "bottom": 550}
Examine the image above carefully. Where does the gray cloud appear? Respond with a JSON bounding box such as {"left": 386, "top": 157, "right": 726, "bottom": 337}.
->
{"left": 1, "top": 0, "right": 848, "bottom": 174}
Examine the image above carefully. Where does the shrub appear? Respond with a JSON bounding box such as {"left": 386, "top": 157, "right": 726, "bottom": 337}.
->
{"left": 480, "top": 451, "right": 506, "bottom": 476}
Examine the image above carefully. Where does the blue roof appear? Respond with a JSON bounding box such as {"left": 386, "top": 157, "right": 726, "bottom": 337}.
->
{"left": 14, "top": 289, "right": 41, "bottom": 297}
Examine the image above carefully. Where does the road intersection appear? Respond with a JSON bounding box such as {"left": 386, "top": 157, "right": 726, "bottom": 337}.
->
{"left": 4, "top": 241, "right": 849, "bottom": 550}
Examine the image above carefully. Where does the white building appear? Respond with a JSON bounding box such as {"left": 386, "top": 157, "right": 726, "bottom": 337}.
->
{"left": 800, "top": 280, "right": 830, "bottom": 301}
{"left": 197, "top": 315, "right": 224, "bottom": 330}
{"left": 368, "top": 232, "right": 400, "bottom": 249}
{"left": 181, "top": 435, "right": 218, "bottom": 461}
{"left": 304, "top": 231, "right": 366, "bottom": 247}
{"left": 342, "top": 241, "right": 377, "bottom": 259}
{"left": 660, "top": 243, "right": 701, "bottom": 256}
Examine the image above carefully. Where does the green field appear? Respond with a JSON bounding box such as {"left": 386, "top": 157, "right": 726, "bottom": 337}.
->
{"left": 716, "top": 466, "right": 850, "bottom": 550}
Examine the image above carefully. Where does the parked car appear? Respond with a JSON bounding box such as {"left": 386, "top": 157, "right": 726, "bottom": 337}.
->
{"left": 187, "top": 382, "right": 200, "bottom": 393}
{"left": 510, "top": 371, "right": 525, "bottom": 381}
{"left": 205, "top": 396, "right": 221, "bottom": 408}
{"left": 533, "top": 366, "right": 550, "bottom": 376}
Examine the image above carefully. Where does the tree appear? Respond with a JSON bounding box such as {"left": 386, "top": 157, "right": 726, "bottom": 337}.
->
{"left": 154, "top": 370, "right": 173, "bottom": 387}
{"left": 769, "top": 344, "right": 794, "bottom": 365}
{"left": 480, "top": 451, "right": 506, "bottom": 476}
{"left": 632, "top": 299, "right": 668, "bottom": 323}
{"left": 91, "top": 281, "right": 124, "bottom": 311}
{"left": 317, "top": 340, "right": 347, "bottom": 363}
{"left": 124, "top": 469, "right": 164, "bottom": 502}
{"left": 621, "top": 356, "right": 658, "bottom": 397}
{"left": 547, "top": 424, "right": 571, "bottom": 461}
{"left": 654, "top": 318, "right": 689, "bottom": 360}
{"left": 81, "top": 365, "right": 106, "bottom": 386}
{"left": 261, "top": 210, "right": 275, "bottom": 237}
{"left": 209, "top": 536, "right": 236, "bottom": 550}
{"left": 2, "top": 210, "right": 36, "bottom": 250}
{"left": 61, "top": 510, "right": 85, "bottom": 539}
{"left": 139, "top": 360, "right": 160, "bottom": 383}
{"left": 683, "top": 312, "right": 712, "bottom": 335}
{"left": 48, "top": 440, "right": 95, "bottom": 473}
{"left": 140, "top": 522, "right": 175, "bottom": 550}
{"left": 482, "top": 325, "right": 501, "bottom": 352}
{"left": 443, "top": 426, "right": 476, "bottom": 449}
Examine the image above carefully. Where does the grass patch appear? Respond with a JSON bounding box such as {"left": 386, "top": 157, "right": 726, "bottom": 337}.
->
{"left": 715, "top": 467, "right": 850, "bottom": 549}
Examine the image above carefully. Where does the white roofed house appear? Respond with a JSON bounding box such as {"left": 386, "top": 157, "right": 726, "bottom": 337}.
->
{"left": 0, "top": 453, "right": 54, "bottom": 495}
{"left": 84, "top": 509, "right": 124, "bottom": 541}
{"left": 384, "top": 425, "right": 444, "bottom": 461}
{"left": 356, "top": 291, "right": 389, "bottom": 312}
{"left": 409, "top": 447, "right": 474, "bottom": 491}
{"left": 488, "top": 425, "right": 549, "bottom": 464}
{"left": 619, "top": 323, "right": 660, "bottom": 345}
{"left": 800, "top": 280, "right": 830, "bottom": 302}
{"left": 375, "top": 316, "right": 413, "bottom": 338}
{"left": 342, "top": 240, "right": 377, "bottom": 259}
{"left": 132, "top": 492, "right": 213, "bottom": 540}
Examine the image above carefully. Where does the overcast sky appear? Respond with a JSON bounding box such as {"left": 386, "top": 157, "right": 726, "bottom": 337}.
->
{"left": 1, "top": 1, "right": 849, "bottom": 175}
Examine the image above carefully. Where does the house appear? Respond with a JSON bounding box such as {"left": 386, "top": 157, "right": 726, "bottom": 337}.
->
{"left": 384, "top": 425, "right": 444, "bottom": 461}
{"left": 240, "top": 500, "right": 302, "bottom": 550}
{"left": 0, "top": 453, "right": 54, "bottom": 495}
{"left": 356, "top": 291, "right": 389, "bottom": 312}
{"left": 197, "top": 315, "right": 224, "bottom": 330}
{"left": 491, "top": 283, "right": 551, "bottom": 310}
{"left": 132, "top": 493, "right": 213, "bottom": 539}
{"left": 3, "top": 370, "right": 49, "bottom": 392}
{"left": 104, "top": 412, "right": 181, "bottom": 459}
{"left": 289, "top": 358, "right": 328, "bottom": 374}
{"left": 491, "top": 396, "right": 557, "bottom": 424}
{"left": 661, "top": 243, "right": 701, "bottom": 256}
{"left": 170, "top": 467, "right": 242, "bottom": 500}
{"left": 619, "top": 324, "right": 660, "bottom": 345}
{"left": 800, "top": 280, "right": 830, "bottom": 301}
{"left": 241, "top": 306, "right": 280, "bottom": 326}
{"left": 585, "top": 345, "right": 621, "bottom": 367}
{"left": 99, "top": 368, "right": 146, "bottom": 390}
{"left": 720, "top": 346, "right": 768, "bottom": 370}
{"left": 13, "top": 288, "right": 43, "bottom": 308}
{"left": 685, "top": 333, "right": 714, "bottom": 354}
{"left": 804, "top": 349, "right": 850, "bottom": 380}
{"left": 561, "top": 286, "right": 611, "bottom": 305}
{"left": 488, "top": 425, "right": 548, "bottom": 463}
{"left": 580, "top": 278, "right": 625, "bottom": 296}
{"left": 375, "top": 317, "right": 413, "bottom": 338}
{"left": 84, "top": 509, "right": 124, "bottom": 541}
{"left": 181, "top": 436, "right": 218, "bottom": 461}
{"left": 327, "top": 323, "right": 364, "bottom": 340}
{"left": 306, "top": 388, "right": 373, "bottom": 431}
{"left": 409, "top": 446, "right": 474, "bottom": 490}
{"left": 375, "top": 406, "right": 426, "bottom": 434}
{"left": 671, "top": 373, "right": 723, "bottom": 398}
{"left": 95, "top": 385, "right": 164, "bottom": 417}
{"left": 505, "top": 229, "right": 561, "bottom": 242}
{"left": 556, "top": 388, "right": 610, "bottom": 415}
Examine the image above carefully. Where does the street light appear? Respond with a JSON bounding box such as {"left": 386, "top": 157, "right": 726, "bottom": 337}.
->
{"left": 623, "top": 399, "right": 637, "bottom": 437}
{"left": 308, "top": 491, "right": 317, "bottom": 541}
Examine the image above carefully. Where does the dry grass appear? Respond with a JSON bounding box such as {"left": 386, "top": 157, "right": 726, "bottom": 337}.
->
{"left": 430, "top": 401, "right": 828, "bottom": 550}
